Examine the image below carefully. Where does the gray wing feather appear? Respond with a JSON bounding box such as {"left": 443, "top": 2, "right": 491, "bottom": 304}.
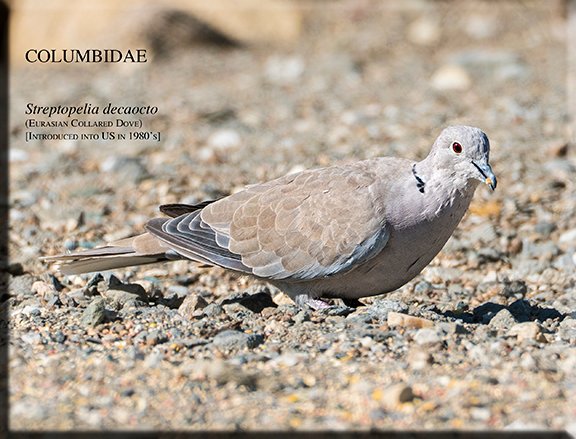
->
{"left": 146, "top": 159, "right": 392, "bottom": 281}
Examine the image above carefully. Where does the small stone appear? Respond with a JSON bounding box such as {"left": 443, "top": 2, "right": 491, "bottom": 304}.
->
{"left": 9, "top": 274, "right": 35, "bottom": 297}
{"left": 21, "top": 305, "right": 41, "bottom": 317}
{"left": 464, "top": 15, "right": 498, "bottom": 39}
{"left": 368, "top": 300, "right": 409, "bottom": 321}
{"left": 293, "top": 310, "right": 311, "bottom": 324}
{"left": 407, "top": 17, "right": 440, "bottom": 46}
{"left": 546, "top": 140, "right": 569, "bottom": 157}
{"left": 559, "top": 228, "right": 576, "bottom": 246}
{"left": 9, "top": 148, "right": 29, "bottom": 162}
{"left": 223, "top": 302, "right": 254, "bottom": 320}
{"left": 81, "top": 298, "right": 106, "bottom": 327}
{"left": 207, "top": 129, "right": 241, "bottom": 150}
{"left": 431, "top": 65, "right": 471, "bottom": 91}
{"left": 501, "top": 280, "right": 527, "bottom": 299}
{"left": 212, "top": 330, "right": 264, "bottom": 350}
{"left": 104, "top": 289, "right": 147, "bottom": 310}
{"left": 468, "top": 222, "right": 497, "bottom": 243}
{"left": 470, "top": 407, "right": 491, "bottom": 422}
{"left": 198, "top": 359, "right": 257, "bottom": 388}
{"left": 202, "top": 303, "right": 223, "bottom": 317}
{"left": 31, "top": 281, "right": 54, "bottom": 299}
{"left": 99, "top": 156, "right": 149, "bottom": 183}
{"left": 407, "top": 349, "right": 433, "bottom": 370}
{"left": 558, "top": 318, "right": 576, "bottom": 342}
{"left": 317, "top": 305, "right": 354, "bottom": 317}
{"left": 534, "top": 222, "right": 556, "bottom": 237}
{"left": 414, "top": 281, "right": 433, "bottom": 295}
{"left": 387, "top": 312, "right": 434, "bottom": 329}
{"left": 265, "top": 55, "right": 304, "bottom": 84}
{"left": 508, "top": 322, "right": 547, "bottom": 343}
{"left": 50, "top": 331, "right": 67, "bottom": 344}
{"left": 488, "top": 308, "right": 518, "bottom": 329}
{"left": 373, "top": 383, "right": 415, "bottom": 408}
{"left": 166, "top": 285, "right": 189, "bottom": 298}
{"left": 178, "top": 294, "right": 209, "bottom": 319}
{"left": 413, "top": 328, "right": 441, "bottom": 345}
{"left": 436, "top": 322, "right": 467, "bottom": 336}
{"left": 145, "top": 329, "right": 168, "bottom": 346}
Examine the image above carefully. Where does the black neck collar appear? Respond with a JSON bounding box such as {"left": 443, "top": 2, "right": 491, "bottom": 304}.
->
{"left": 412, "top": 163, "right": 426, "bottom": 193}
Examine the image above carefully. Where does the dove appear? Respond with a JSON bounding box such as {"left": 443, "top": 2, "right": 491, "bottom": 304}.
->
{"left": 43, "top": 125, "right": 496, "bottom": 309}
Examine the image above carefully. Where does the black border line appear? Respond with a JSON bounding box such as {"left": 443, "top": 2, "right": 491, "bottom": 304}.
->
{"left": 1, "top": 0, "right": 10, "bottom": 437}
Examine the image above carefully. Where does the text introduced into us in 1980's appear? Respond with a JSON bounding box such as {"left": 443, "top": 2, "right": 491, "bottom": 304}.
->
{"left": 24, "top": 102, "right": 161, "bottom": 142}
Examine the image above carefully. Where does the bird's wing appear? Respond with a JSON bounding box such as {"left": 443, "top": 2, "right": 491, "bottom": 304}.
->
{"left": 159, "top": 199, "right": 219, "bottom": 218}
{"left": 146, "top": 161, "right": 391, "bottom": 280}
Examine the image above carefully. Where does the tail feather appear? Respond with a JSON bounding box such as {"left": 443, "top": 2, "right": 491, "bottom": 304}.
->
{"left": 51, "top": 255, "right": 169, "bottom": 275}
{"left": 41, "top": 232, "right": 172, "bottom": 275}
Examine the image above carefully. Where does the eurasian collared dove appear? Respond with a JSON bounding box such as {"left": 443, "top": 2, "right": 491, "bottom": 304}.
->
{"left": 43, "top": 125, "right": 496, "bottom": 309}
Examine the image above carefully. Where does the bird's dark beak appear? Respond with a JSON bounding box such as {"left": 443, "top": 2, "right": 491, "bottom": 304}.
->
{"left": 472, "top": 161, "right": 497, "bottom": 190}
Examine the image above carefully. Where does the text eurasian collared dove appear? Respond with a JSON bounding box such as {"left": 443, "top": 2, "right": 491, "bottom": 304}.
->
{"left": 43, "top": 125, "right": 497, "bottom": 309}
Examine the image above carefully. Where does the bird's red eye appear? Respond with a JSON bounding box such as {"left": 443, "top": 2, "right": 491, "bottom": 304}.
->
{"left": 452, "top": 142, "right": 463, "bottom": 154}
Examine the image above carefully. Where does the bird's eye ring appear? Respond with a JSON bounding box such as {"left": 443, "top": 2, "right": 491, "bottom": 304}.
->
{"left": 452, "top": 142, "right": 463, "bottom": 154}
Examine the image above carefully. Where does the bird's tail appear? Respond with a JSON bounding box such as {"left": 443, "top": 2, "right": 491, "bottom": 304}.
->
{"left": 41, "top": 233, "right": 174, "bottom": 275}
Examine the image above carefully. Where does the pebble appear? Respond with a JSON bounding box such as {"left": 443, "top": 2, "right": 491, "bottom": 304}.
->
{"left": 508, "top": 322, "right": 547, "bottom": 343}
{"left": 80, "top": 298, "right": 106, "bottom": 327}
{"left": 99, "top": 156, "right": 149, "bottom": 183}
{"left": 293, "top": 310, "right": 311, "bottom": 324}
{"left": 414, "top": 328, "right": 442, "bottom": 345}
{"left": 464, "top": 15, "right": 498, "bottom": 40}
{"left": 558, "top": 318, "right": 576, "bottom": 342}
{"left": 407, "top": 17, "right": 440, "bottom": 46}
{"left": 373, "top": 383, "right": 415, "bottom": 409}
{"left": 9, "top": 148, "right": 29, "bottom": 162}
{"left": 207, "top": 129, "right": 241, "bottom": 150}
{"left": 559, "top": 228, "right": 576, "bottom": 246}
{"left": 387, "top": 312, "right": 435, "bottom": 329}
{"left": 178, "top": 294, "right": 208, "bottom": 319}
{"left": 212, "top": 330, "right": 264, "bottom": 351}
{"left": 468, "top": 222, "right": 497, "bottom": 244}
{"left": 407, "top": 349, "right": 434, "bottom": 370}
{"left": 198, "top": 359, "right": 257, "bottom": 388}
{"left": 431, "top": 65, "right": 471, "bottom": 91}
{"left": 264, "top": 55, "right": 304, "bottom": 84}
{"left": 488, "top": 308, "right": 518, "bottom": 330}
{"left": 21, "top": 305, "right": 41, "bottom": 317}
{"left": 202, "top": 303, "right": 224, "bottom": 318}
{"left": 104, "top": 289, "right": 147, "bottom": 310}
{"left": 367, "top": 299, "right": 409, "bottom": 321}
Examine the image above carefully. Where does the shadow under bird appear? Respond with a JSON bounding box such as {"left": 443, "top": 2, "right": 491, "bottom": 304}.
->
{"left": 43, "top": 125, "right": 497, "bottom": 309}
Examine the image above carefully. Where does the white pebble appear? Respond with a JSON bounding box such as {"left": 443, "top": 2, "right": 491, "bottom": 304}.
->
{"left": 464, "top": 15, "right": 498, "bottom": 40}
{"left": 431, "top": 64, "right": 471, "bottom": 91}
{"left": 265, "top": 55, "right": 304, "bottom": 84}
{"left": 408, "top": 17, "right": 441, "bottom": 46}
{"left": 9, "top": 148, "right": 29, "bottom": 162}
{"left": 207, "top": 129, "right": 241, "bottom": 150}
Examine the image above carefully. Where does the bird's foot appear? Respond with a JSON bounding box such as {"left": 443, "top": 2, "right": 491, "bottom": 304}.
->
{"left": 292, "top": 295, "right": 360, "bottom": 316}
{"left": 293, "top": 294, "right": 332, "bottom": 311}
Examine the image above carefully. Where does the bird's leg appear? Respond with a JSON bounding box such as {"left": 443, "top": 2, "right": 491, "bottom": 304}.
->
{"left": 293, "top": 294, "right": 332, "bottom": 310}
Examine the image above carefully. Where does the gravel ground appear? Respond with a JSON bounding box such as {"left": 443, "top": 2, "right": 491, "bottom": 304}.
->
{"left": 7, "top": 0, "right": 576, "bottom": 432}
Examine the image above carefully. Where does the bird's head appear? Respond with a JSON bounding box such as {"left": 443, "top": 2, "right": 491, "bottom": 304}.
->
{"left": 430, "top": 125, "right": 497, "bottom": 191}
